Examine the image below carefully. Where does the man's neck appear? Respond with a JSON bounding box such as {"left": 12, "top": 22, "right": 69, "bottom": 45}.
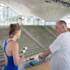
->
{"left": 60, "top": 30, "right": 69, "bottom": 34}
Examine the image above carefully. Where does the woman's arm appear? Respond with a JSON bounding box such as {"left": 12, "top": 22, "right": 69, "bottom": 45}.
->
{"left": 12, "top": 42, "right": 24, "bottom": 65}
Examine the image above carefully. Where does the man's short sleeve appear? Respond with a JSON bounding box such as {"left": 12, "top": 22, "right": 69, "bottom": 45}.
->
{"left": 49, "top": 35, "right": 63, "bottom": 53}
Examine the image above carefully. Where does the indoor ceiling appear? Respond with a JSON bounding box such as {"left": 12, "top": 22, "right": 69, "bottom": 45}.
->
{"left": 0, "top": 0, "right": 70, "bottom": 21}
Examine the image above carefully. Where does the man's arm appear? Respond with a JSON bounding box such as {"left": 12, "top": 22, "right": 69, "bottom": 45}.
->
{"left": 39, "top": 34, "right": 63, "bottom": 59}
{"left": 39, "top": 49, "right": 51, "bottom": 59}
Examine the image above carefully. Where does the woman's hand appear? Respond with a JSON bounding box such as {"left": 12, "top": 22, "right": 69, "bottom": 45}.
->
{"left": 20, "top": 56, "right": 26, "bottom": 63}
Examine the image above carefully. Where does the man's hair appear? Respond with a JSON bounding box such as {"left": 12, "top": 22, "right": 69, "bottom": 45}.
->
{"left": 57, "top": 20, "right": 67, "bottom": 26}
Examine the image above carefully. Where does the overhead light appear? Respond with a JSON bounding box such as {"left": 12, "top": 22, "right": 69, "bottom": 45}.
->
{"left": 23, "top": 46, "right": 28, "bottom": 51}
{"left": 22, "top": 46, "right": 28, "bottom": 53}
{"left": 22, "top": 50, "right": 26, "bottom": 53}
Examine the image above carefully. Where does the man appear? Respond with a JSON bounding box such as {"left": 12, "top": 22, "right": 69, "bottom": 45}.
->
{"left": 39, "top": 20, "right": 70, "bottom": 70}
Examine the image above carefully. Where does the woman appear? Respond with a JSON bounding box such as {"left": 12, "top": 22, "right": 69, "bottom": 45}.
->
{"left": 3, "top": 24, "right": 23, "bottom": 70}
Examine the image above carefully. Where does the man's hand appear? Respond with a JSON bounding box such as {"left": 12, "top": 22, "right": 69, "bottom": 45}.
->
{"left": 38, "top": 49, "right": 51, "bottom": 59}
{"left": 38, "top": 53, "right": 45, "bottom": 59}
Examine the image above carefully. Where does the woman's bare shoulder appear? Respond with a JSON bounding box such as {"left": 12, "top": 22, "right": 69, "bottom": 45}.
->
{"left": 8, "top": 40, "right": 19, "bottom": 49}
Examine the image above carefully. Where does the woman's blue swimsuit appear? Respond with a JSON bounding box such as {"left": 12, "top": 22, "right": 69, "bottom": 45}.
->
{"left": 3, "top": 40, "right": 18, "bottom": 70}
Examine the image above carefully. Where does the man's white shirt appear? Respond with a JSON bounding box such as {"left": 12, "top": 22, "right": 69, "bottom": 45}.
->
{"left": 49, "top": 32, "right": 70, "bottom": 70}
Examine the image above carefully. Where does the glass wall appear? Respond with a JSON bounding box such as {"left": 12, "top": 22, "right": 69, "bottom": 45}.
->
{"left": 0, "top": 4, "right": 56, "bottom": 26}
{"left": 0, "top": 5, "right": 19, "bottom": 26}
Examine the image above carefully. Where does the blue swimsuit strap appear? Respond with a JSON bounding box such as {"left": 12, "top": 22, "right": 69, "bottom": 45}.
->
{"left": 3, "top": 40, "right": 17, "bottom": 56}
{"left": 3, "top": 40, "right": 8, "bottom": 56}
